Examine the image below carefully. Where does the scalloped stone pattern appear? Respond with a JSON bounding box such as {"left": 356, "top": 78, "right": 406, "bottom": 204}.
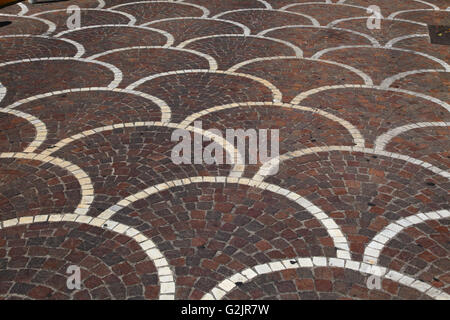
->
{"left": 0, "top": 0, "right": 448, "bottom": 300}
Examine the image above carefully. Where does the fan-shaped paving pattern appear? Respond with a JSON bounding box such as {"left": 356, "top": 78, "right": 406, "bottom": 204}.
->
{"left": 110, "top": 2, "right": 206, "bottom": 25}
{"left": 285, "top": 3, "right": 367, "bottom": 26}
{"left": 0, "top": 36, "right": 79, "bottom": 62}
{"left": 318, "top": 47, "right": 445, "bottom": 85}
{"left": 344, "top": 0, "right": 432, "bottom": 17}
{"left": 331, "top": 19, "right": 427, "bottom": 47}
{"left": 58, "top": 26, "right": 169, "bottom": 56}
{"left": 183, "top": 36, "right": 299, "bottom": 70}
{"left": 94, "top": 48, "right": 210, "bottom": 87}
{"left": 12, "top": 90, "right": 164, "bottom": 152}
{"left": 147, "top": 19, "right": 246, "bottom": 46}
{"left": 0, "top": 0, "right": 448, "bottom": 301}
{"left": 109, "top": 182, "right": 336, "bottom": 299}
{"left": 378, "top": 219, "right": 450, "bottom": 294}
{"left": 35, "top": 9, "right": 132, "bottom": 34}
{"left": 186, "top": 0, "right": 266, "bottom": 17}
{"left": 0, "top": 15, "right": 52, "bottom": 36}
{"left": 237, "top": 58, "right": 366, "bottom": 102}
{"left": 217, "top": 9, "right": 317, "bottom": 34}
{"left": 52, "top": 126, "right": 233, "bottom": 216}
{"left": 299, "top": 87, "right": 450, "bottom": 147}
{"left": 265, "top": 151, "right": 450, "bottom": 260}
{"left": 0, "top": 112, "right": 36, "bottom": 152}
{"left": 386, "top": 71, "right": 450, "bottom": 102}
{"left": 0, "top": 222, "right": 159, "bottom": 300}
{"left": 394, "top": 10, "right": 450, "bottom": 26}
{"left": 263, "top": 27, "right": 373, "bottom": 58}
{"left": 131, "top": 72, "right": 275, "bottom": 122}
{"left": 194, "top": 104, "right": 356, "bottom": 177}
{"left": 0, "top": 59, "right": 115, "bottom": 106}
{"left": 385, "top": 126, "right": 450, "bottom": 171}
{"left": 223, "top": 267, "right": 432, "bottom": 300}
{"left": 0, "top": 158, "right": 81, "bottom": 221}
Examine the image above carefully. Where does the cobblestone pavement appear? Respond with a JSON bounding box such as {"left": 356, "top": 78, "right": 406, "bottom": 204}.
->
{"left": 0, "top": 0, "right": 449, "bottom": 300}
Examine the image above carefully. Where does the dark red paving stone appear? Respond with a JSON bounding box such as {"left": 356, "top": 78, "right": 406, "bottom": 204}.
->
{"left": 197, "top": 105, "right": 356, "bottom": 177}
{"left": 299, "top": 88, "right": 450, "bottom": 147}
{"left": 52, "top": 126, "right": 233, "bottom": 216}
{"left": 385, "top": 126, "right": 450, "bottom": 170}
{"left": 110, "top": 2, "right": 205, "bottom": 25}
{"left": 0, "top": 158, "right": 81, "bottom": 220}
{"left": 387, "top": 71, "right": 450, "bottom": 103}
{"left": 223, "top": 267, "right": 432, "bottom": 300}
{"left": 0, "top": 222, "right": 158, "bottom": 300}
{"left": 419, "top": 0, "right": 450, "bottom": 9}
{"left": 267, "top": 0, "right": 325, "bottom": 10}
{"left": 344, "top": 0, "right": 432, "bottom": 17}
{"left": 378, "top": 219, "right": 450, "bottom": 294}
{"left": 133, "top": 72, "right": 274, "bottom": 123}
{"left": 13, "top": 91, "right": 163, "bottom": 152}
{"left": 35, "top": 9, "right": 132, "bottom": 34}
{"left": 0, "top": 36, "right": 78, "bottom": 63}
{"left": 331, "top": 18, "right": 427, "bottom": 46}
{"left": 394, "top": 10, "right": 450, "bottom": 26}
{"left": 285, "top": 3, "right": 367, "bottom": 26}
{"left": 0, "top": 15, "right": 51, "bottom": 36}
{"left": 265, "top": 151, "right": 450, "bottom": 260}
{"left": 16, "top": 0, "right": 100, "bottom": 16}
{"left": 238, "top": 58, "right": 365, "bottom": 102}
{"left": 264, "top": 26, "right": 373, "bottom": 58}
{"left": 217, "top": 9, "right": 316, "bottom": 34}
{"left": 393, "top": 36, "right": 450, "bottom": 65}
{"left": 0, "top": 60, "right": 114, "bottom": 107}
{"left": 184, "top": 36, "right": 298, "bottom": 70}
{"left": 0, "top": 113, "right": 36, "bottom": 153}
{"left": 319, "top": 47, "right": 444, "bottom": 85}
{"left": 110, "top": 182, "right": 336, "bottom": 299}
{"left": 96, "top": 48, "right": 209, "bottom": 88}
{"left": 61, "top": 26, "right": 168, "bottom": 57}
{"left": 0, "top": 3, "right": 23, "bottom": 15}
{"left": 148, "top": 18, "right": 245, "bottom": 46}
{"left": 186, "top": 0, "right": 265, "bottom": 17}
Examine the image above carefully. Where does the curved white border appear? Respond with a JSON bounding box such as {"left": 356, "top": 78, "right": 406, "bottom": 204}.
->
{"left": 254, "top": 145, "right": 450, "bottom": 181}
{"left": 257, "top": 24, "right": 380, "bottom": 47}
{"left": 142, "top": 17, "right": 251, "bottom": 36}
{"left": 0, "top": 34, "right": 85, "bottom": 58}
{"left": 97, "top": 176, "right": 351, "bottom": 259}
{"left": 87, "top": 46, "right": 218, "bottom": 71}
{"left": 311, "top": 45, "right": 450, "bottom": 72}
{"left": 202, "top": 256, "right": 449, "bottom": 300}
{"left": 179, "top": 101, "right": 365, "bottom": 147}
{"left": 0, "top": 213, "right": 175, "bottom": 300}
{"left": 374, "top": 122, "right": 450, "bottom": 151}
{"left": 0, "top": 13, "right": 56, "bottom": 35}
{"left": 1, "top": 87, "right": 172, "bottom": 124}
{"left": 109, "top": 0, "right": 210, "bottom": 18}
{"left": 364, "top": 209, "right": 450, "bottom": 265}
{"left": 38, "top": 122, "right": 245, "bottom": 178}
{"left": 0, "top": 108, "right": 47, "bottom": 153}
{"left": 0, "top": 152, "right": 93, "bottom": 215}
{"left": 228, "top": 56, "right": 373, "bottom": 85}
{"left": 380, "top": 69, "right": 448, "bottom": 89}
{"left": 31, "top": 8, "right": 137, "bottom": 26}
{"left": 55, "top": 24, "right": 175, "bottom": 47}
{"left": 126, "top": 69, "right": 283, "bottom": 103}
{"left": 177, "top": 34, "right": 303, "bottom": 58}
{"left": 0, "top": 57, "right": 123, "bottom": 89}
{"left": 212, "top": 8, "right": 320, "bottom": 27}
